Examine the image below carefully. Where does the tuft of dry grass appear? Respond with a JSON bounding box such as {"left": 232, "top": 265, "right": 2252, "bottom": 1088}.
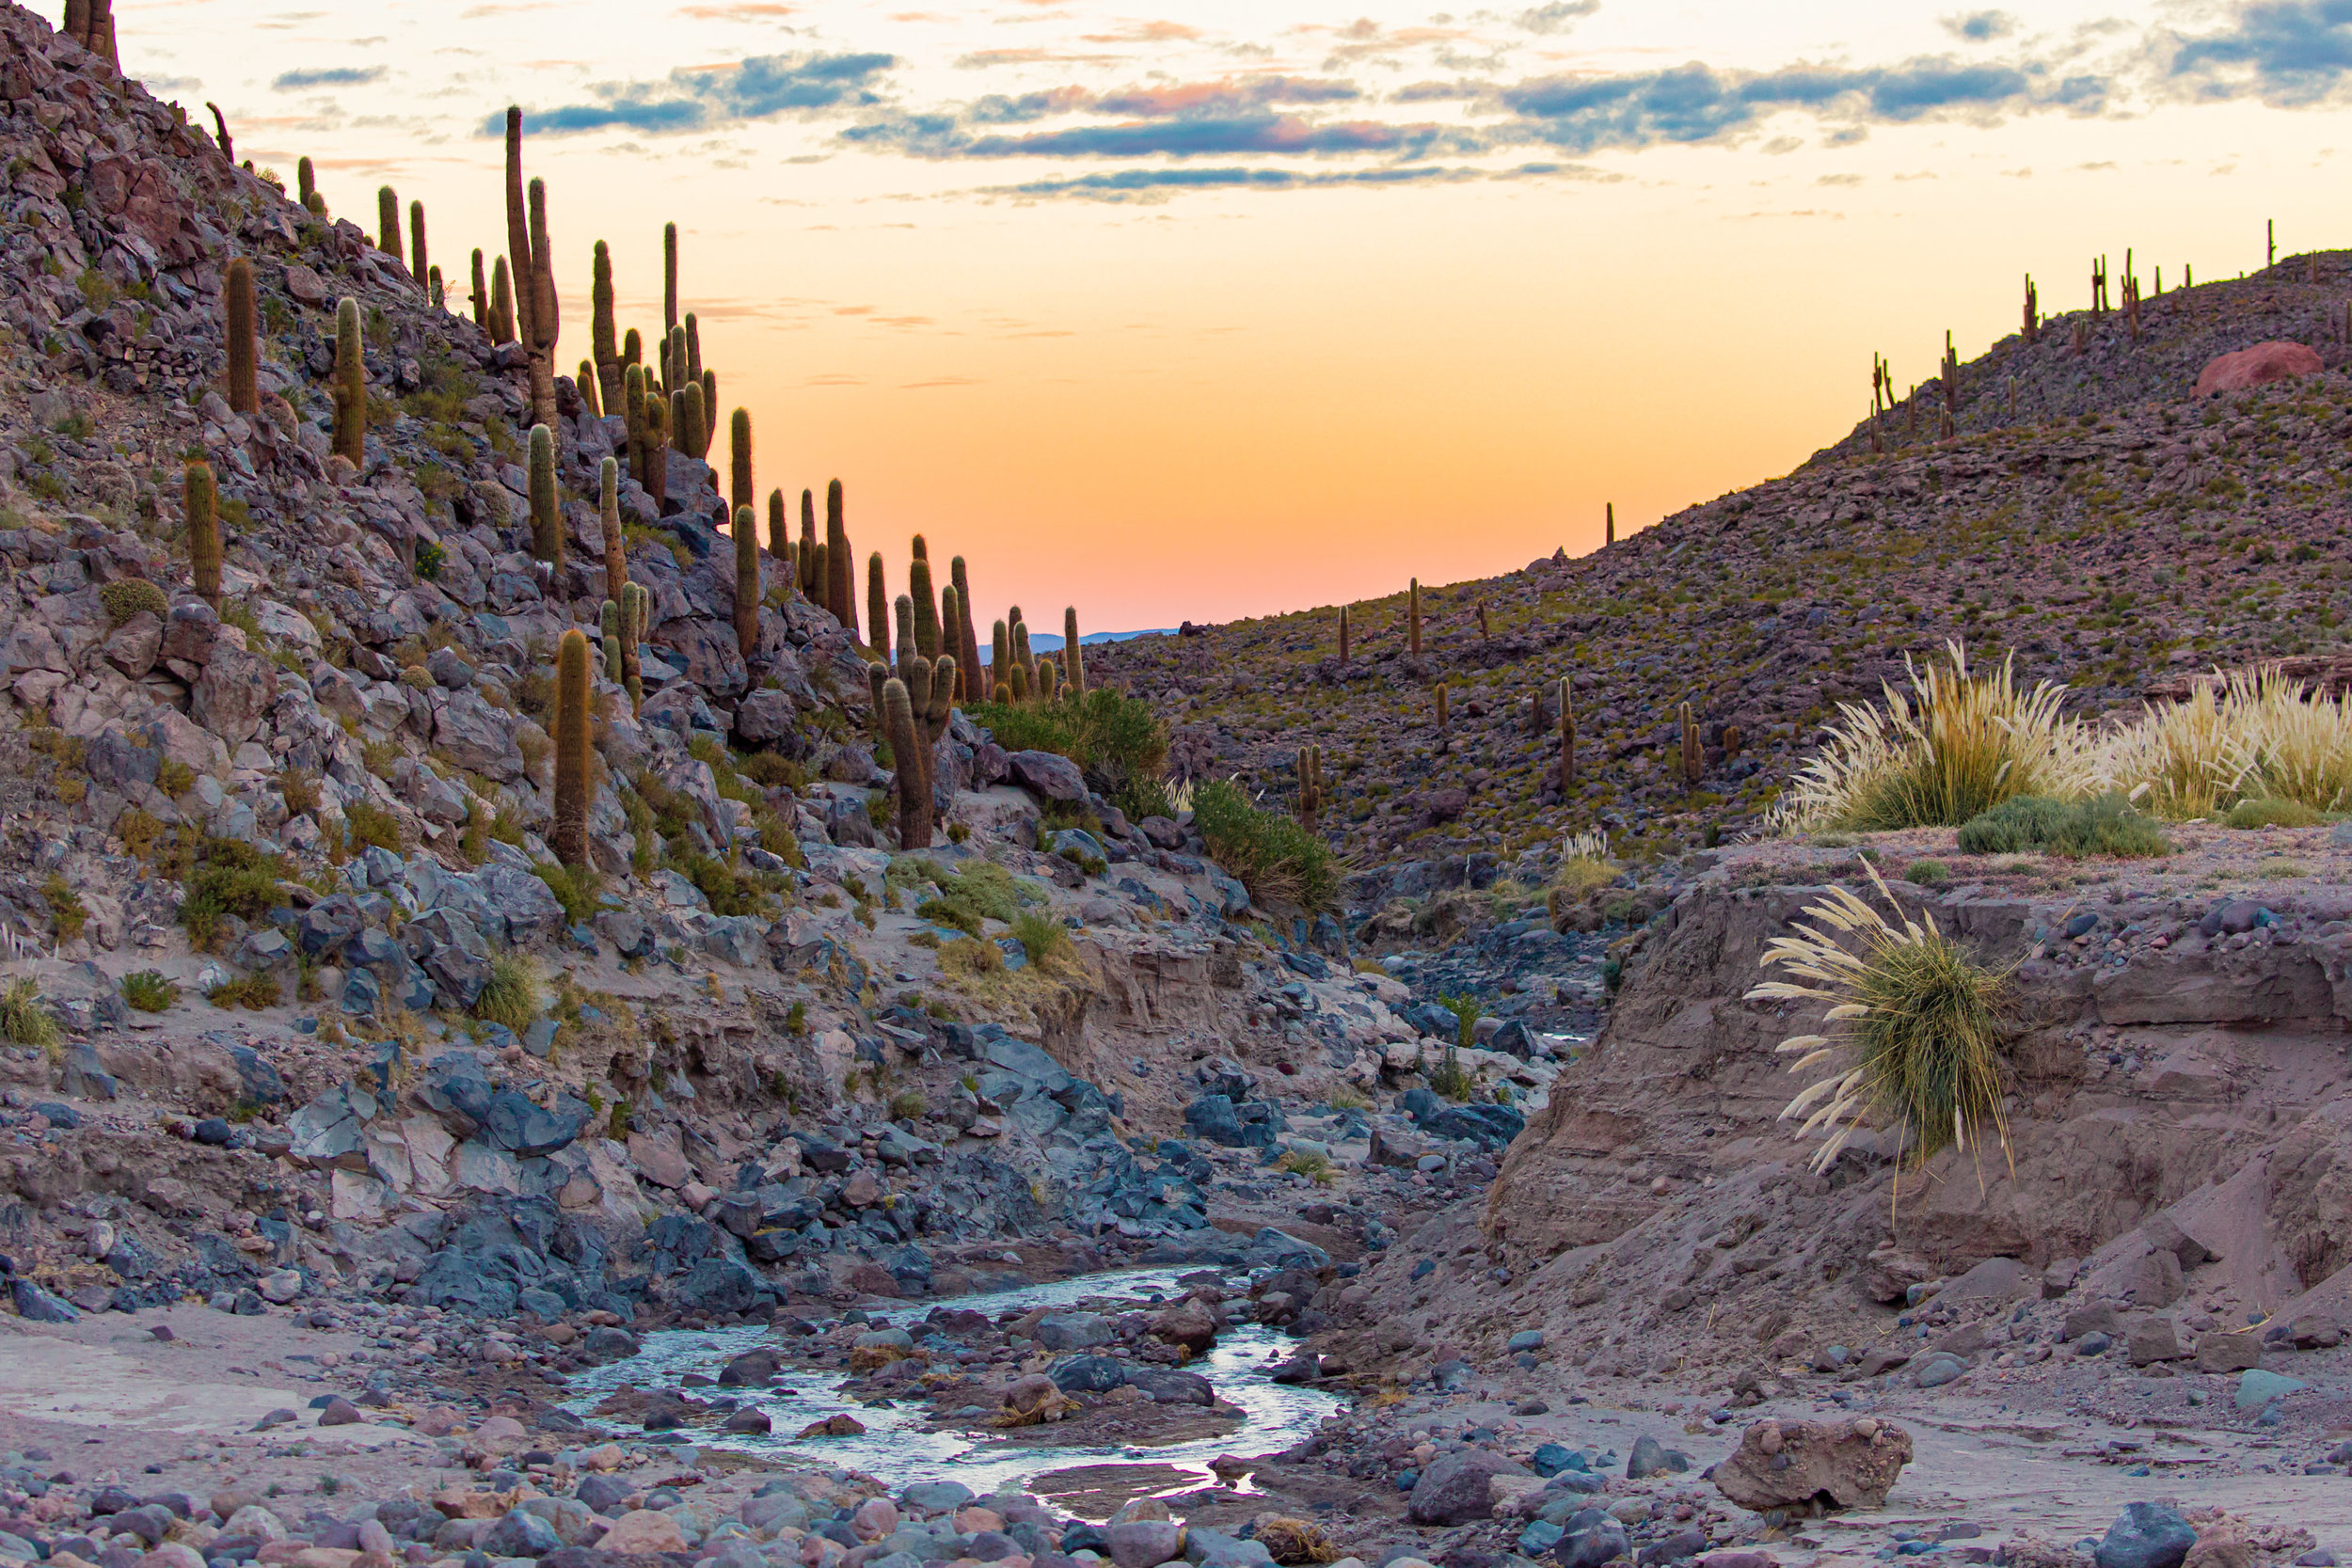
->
{"left": 2094, "top": 666, "right": 2352, "bottom": 819}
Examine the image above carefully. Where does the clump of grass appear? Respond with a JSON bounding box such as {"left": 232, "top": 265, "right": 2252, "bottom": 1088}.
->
{"left": 1009, "top": 910, "right": 1071, "bottom": 967}
{"left": 1327, "top": 1085, "right": 1372, "bottom": 1112}
{"left": 41, "top": 876, "right": 85, "bottom": 943}
{"left": 2096, "top": 667, "right": 2352, "bottom": 819}
{"left": 120, "top": 970, "right": 179, "bottom": 1012}
{"left": 342, "top": 800, "right": 403, "bottom": 852}
{"left": 937, "top": 937, "right": 1004, "bottom": 977}
{"left": 1749, "top": 862, "right": 2014, "bottom": 1180}
{"left": 2223, "top": 797, "right": 2327, "bottom": 830}
{"left": 1192, "top": 777, "right": 1342, "bottom": 912}
{"left": 179, "top": 838, "right": 291, "bottom": 951}
{"left": 967, "top": 688, "right": 1170, "bottom": 816}
{"left": 1955, "top": 794, "right": 2169, "bottom": 859}
{"left": 533, "top": 862, "right": 603, "bottom": 926}
{"left": 887, "top": 1088, "right": 928, "bottom": 1121}
{"left": 1777, "top": 641, "right": 2092, "bottom": 832}
{"left": 1426, "top": 1047, "right": 1474, "bottom": 1101}
{"left": 0, "top": 979, "right": 57, "bottom": 1051}
{"left": 1278, "top": 1148, "right": 1335, "bottom": 1186}
{"left": 2259, "top": 858, "right": 2312, "bottom": 879}
{"left": 207, "top": 971, "right": 281, "bottom": 1009}
{"left": 1903, "top": 858, "right": 1950, "bottom": 887}
{"left": 475, "top": 955, "right": 540, "bottom": 1032}
{"left": 99, "top": 578, "right": 167, "bottom": 626}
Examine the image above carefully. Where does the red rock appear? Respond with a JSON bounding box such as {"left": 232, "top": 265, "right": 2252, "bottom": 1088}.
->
{"left": 2194, "top": 341, "right": 2323, "bottom": 398}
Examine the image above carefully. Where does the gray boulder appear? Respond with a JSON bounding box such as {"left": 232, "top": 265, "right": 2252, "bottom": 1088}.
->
{"left": 2092, "top": 1503, "right": 2196, "bottom": 1568}
{"left": 1407, "top": 1449, "right": 1529, "bottom": 1526}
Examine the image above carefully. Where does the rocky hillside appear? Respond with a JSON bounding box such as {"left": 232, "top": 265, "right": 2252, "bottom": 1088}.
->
{"left": 1093, "top": 254, "right": 2352, "bottom": 895}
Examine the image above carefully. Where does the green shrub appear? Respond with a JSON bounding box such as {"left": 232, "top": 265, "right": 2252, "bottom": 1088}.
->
{"left": 1427, "top": 1048, "right": 1474, "bottom": 1101}
{"left": 1191, "top": 778, "right": 1342, "bottom": 912}
{"left": 887, "top": 1088, "right": 928, "bottom": 1121}
{"left": 0, "top": 979, "right": 57, "bottom": 1051}
{"left": 2223, "top": 797, "right": 2328, "bottom": 830}
{"left": 208, "top": 971, "right": 282, "bottom": 1009}
{"left": 1439, "top": 991, "right": 1484, "bottom": 1051}
{"left": 42, "top": 875, "right": 85, "bottom": 943}
{"left": 1903, "top": 858, "right": 1950, "bottom": 887}
{"left": 968, "top": 689, "right": 1169, "bottom": 804}
{"left": 533, "top": 861, "right": 603, "bottom": 926}
{"left": 1009, "top": 910, "right": 1070, "bottom": 967}
{"left": 180, "top": 838, "right": 289, "bottom": 949}
{"left": 414, "top": 540, "right": 446, "bottom": 580}
{"left": 668, "top": 849, "right": 783, "bottom": 918}
{"left": 475, "top": 955, "right": 540, "bottom": 1032}
{"left": 120, "top": 970, "right": 179, "bottom": 1013}
{"left": 100, "top": 578, "right": 167, "bottom": 626}
{"left": 938, "top": 936, "right": 1004, "bottom": 977}
{"left": 1278, "top": 1148, "right": 1335, "bottom": 1185}
{"left": 1956, "top": 794, "right": 2169, "bottom": 859}
{"left": 343, "top": 800, "right": 403, "bottom": 851}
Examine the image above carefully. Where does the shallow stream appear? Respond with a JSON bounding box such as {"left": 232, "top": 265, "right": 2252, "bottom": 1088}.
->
{"left": 564, "top": 1268, "right": 1346, "bottom": 1504}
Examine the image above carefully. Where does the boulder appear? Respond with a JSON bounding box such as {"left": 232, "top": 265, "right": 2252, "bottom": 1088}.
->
{"left": 599, "top": 1512, "right": 688, "bottom": 1555}
{"left": 2092, "top": 1503, "right": 2196, "bottom": 1568}
{"left": 1709, "top": 1417, "right": 1911, "bottom": 1514}
{"left": 1124, "top": 1368, "right": 1215, "bottom": 1406}
{"left": 1406, "top": 1449, "right": 1530, "bottom": 1526}
{"left": 192, "top": 645, "right": 279, "bottom": 747}
{"left": 1049, "top": 1355, "right": 1127, "bottom": 1394}
{"left": 1151, "top": 1295, "right": 1219, "bottom": 1353}
{"left": 2195, "top": 1332, "right": 2263, "bottom": 1373}
{"left": 1007, "top": 750, "right": 1085, "bottom": 802}
{"left": 2194, "top": 341, "right": 2323, "bottom": 399}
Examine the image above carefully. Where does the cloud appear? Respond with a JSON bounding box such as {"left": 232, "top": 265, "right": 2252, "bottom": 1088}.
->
{"left": 273, "top": 65, "right": 387, "bottom": 89}
{"left": 983, "top": 164, "right": 1486, "bottom": 200}
{"left": 2165, "top": 0, "right": 2352, "bottom": 106}
{"left": 1941, "top": 10, "right": 2016, "bottom": 42}
{"left": 494, "top": 51, "right": 896, "bottom": 135}
{"left": 1079, "top": 21, "right": 1202, "bottom": 43}
{"left": 854, "top": 110, "right": 1461, "bottom": 159}
{"left": 675, "top": 2, "right": 796, "bottom": 17}
{"left": 1516, "top": 1, "right": 1598, "bottom": 34}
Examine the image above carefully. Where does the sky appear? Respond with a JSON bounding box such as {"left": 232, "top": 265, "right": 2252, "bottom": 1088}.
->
{"left": 114, "top": 0, "right": 2352, "bottom": 630}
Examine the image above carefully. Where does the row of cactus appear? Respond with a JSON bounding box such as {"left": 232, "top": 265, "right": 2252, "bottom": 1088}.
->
{"left": 873, "top": 633, "right": 959, "bottom": 848}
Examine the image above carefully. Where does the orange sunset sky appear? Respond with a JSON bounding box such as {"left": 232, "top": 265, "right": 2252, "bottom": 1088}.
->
{"left": 113, "top": 0, "right": 2352, "bottom": 630}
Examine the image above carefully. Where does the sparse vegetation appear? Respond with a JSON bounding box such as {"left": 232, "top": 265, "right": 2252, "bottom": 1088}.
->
{"left": 120, "top": 970, "right": 178, "bottom": 1013}
{"left": 475, "top": 955, "right": 540, "bottom": 1032}
{"left": 1191, "top": 777, "right": 1341, "bottom": 912}
{"left": 0, "top": 979, "right": 56, "bottom": 1051}
{"left": 1956, "top": 794, "right": 2169, "bottom": 859}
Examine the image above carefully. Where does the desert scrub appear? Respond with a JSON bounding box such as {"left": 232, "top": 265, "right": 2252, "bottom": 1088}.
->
{"left": 887, "top": 1088, "right": 928, "bottom": 1121}
{"left": 2222, "top": 797, "right": 2328, "bottom": 829}
{"left": 100, "top": 578, "right": 167, "bottom": 626}
{"left": 2095, "top": 667, "right": 2352, "bottom": 819}
{"left": 1426, "top": 1046, "right": 1474, "bottom": 1101}
{"left": 1955, "top": 794, "right": 2169, "bottom": 859}
{"left": 41, "top": 876, "right": 85, "bottom": 943}
{"left": 966, "top": 688, "right": 1170, "bottom": 815}
{"left": 179, "top": 838, "right": 290, "bottom": 950}
{"left": 533, "top": 862, "right": 602, "bottom": 926}
{"left": 120, "top": 970, "right": 178, "bottom": 1012}
{"left": 1903, "top": 858, "right": 1950, "bottom": 887}
{"left": 1749, "top": 861, "right": 2014, "bottom": 1177}
{"left": 207, "top": 971, "right": 281, "bottom": 1009}
{"left": 1009, "top": 910, "right": 1070, "bottom": 967}
{"left": 0, "top": 979, "right": 56, "bottom": 1052}
{"left": 1278, "top": 1148, "right": 1335, "bottom": 1185}
{"left": 475, "top": 955, "right": 540, "bottom": 1032}
{"left": 1192, "top": 778, "right": 1341, "bottom": 912}
{"left": 1777, "top": 641, "right": 2092, "bottom": 832}
{"left": 914, "top": 859, "right": 1041, "bottom": 937}
{"left": 342, "top": 800, "right": 403, "bottom": 852}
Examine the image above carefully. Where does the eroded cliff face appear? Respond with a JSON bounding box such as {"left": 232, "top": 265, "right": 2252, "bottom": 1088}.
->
{"left": 1313, "top": 840, "right": 2352, "bottom": 1384}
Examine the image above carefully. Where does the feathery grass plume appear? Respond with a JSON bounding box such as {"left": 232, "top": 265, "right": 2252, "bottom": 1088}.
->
{"left": 477, "top": 954, "right": 541, "bottom": 1034}
{"left": 1063, "top": 608, "right": 1086, "bottom": 697}
{"left": 950, "top": 557, "right": 979, "bottom": 701}
{"left": 672, "top": 384, "right": 707, "bottom": 468}
{"left": 551, "top": 629, "right": 593, "bottom": 866}
{"left": 882, "top": 677, "right": 929, "bottom": 849}
{"left": 1749, "top": 861, "right": 2015, "bottom": 1196}
{"left": 867, "top": 554, "right": 890, "bottom": 664}
{"left": 331, "top": 297, "right": 365, "bottom": 465}
{"left": 591, "top": 240, "right": 621, "bottom": 414}
{"left": 728, "top": 407, "right": 752, "bottom": 520}
{"left": 643, "top": 395, "right": 669, "bottom": 512}
{"left": 527, "top": 425, "right": 562, "bottom": 568}
{"left": 575, "top": 358, "right": 600, "bottom": 418}
{"left": 1408, "top": 578, "right": 1422, "bottom": 657}
{"left": 1775, "top": 641, "right": 2093, "bottom": 833}
{"left": 734, "top": 505, "right": 760, "bottom": 658}
{"left": 185, "top": 461, "right": 221, "bottom": 609}
{"left": 524, "top": 174, "right": 559, "bottom": 434}
{"left": 1338, "top": 603, "right": 1349, "bottom": 663}
{"left": 911, "top": 555, "right": 939, "bottom": 659}
{"left": 825, "top": 479, "right": 855, "bottom": 640}
{"left": 408, "top": 199, "right": 427, "bottom": 286}
{"left": 468, "top": 248, "right": 487, "bottom": 328}
{"left": 376, "top": 186, "right": 402, "bottom": 261}
{"left": 2095, "top": 666, "right": 2352, "bottom": 819}
{"left": 0, "top": 977, "right": 56, "bottom": 1052}
{"left": 663, "top": 220, "right": 679, "bottom": 331}
{"left": 489, "top": 255, "right": 516, "bottom": 343}
{"left": 223, "top": 257, "right": 258, "bottom": 415}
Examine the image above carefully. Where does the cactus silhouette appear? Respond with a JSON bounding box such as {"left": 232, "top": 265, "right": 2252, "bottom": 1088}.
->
{"left": 223, "top": 258, "right": 257, "bottom": 416}
{"left": 825, "top": 480, "right": 855, "bottom": 641}
{"left": 735, "top": 505, "right": 761, "bottom": 658}
{"left": 551, "top": 629, "right": 593, "bottom": 867}
{"left": 185, "top": 461, "right": 221, "bottom": 610}
{"left": 867, "top": 554, "right": 890, "bottom": 666}
{"left": 408, "top": 199, "right": 427, "bottom": 287}
{"left": 729, "top": 408, "right": 752, "bottom": 521}
{"left": 1063, "top": 609, "right": 1085, "bottom": 697}
{"left": 376, "top": 186, "right": 402, "bottom": 262}
{"left": 591, "top": 240, "right": 621, "bottom": 414}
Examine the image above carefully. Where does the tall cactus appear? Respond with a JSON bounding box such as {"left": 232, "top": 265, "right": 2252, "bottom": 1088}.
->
{"left": 623, "top": 327, "right": 641, "bottom": 369}
{"left": 1295, "top": 746, "right": 1323, "bottom": 832}
{"left": 825, "top": 480, "right": 854, "bottom": 641}
{"left": 1063, "top": 608, "right": 1085, "bottom": 697}
{"left": 992, "top": 620, "right": 1009, "bottom": 691}
{"left": 950, "top": 557, "right": 979, "bottom": 701}
{"left": 408, "top": 199, "right": 428, "bottom": 287}
{"left": 223, "top": 257, "right": 258, "bottom": 416}
{"left": 686, "top": 313, "right": 703, "bottom": 384}
{"left": 1408, "top": 578, "right": 1422, "bottom": 658}
{"left": 882, "top": 677, "right": 928, "bottom": 848}
{"left": 376, "top": 186, "right": 402, "bottom": 262}
{"left": 672, "top": 384, "right": 706, "bottom": 470}
{"left": 700, "top": 372, "right": 717, "bottom": 459}
{"left": 892, "top": 595, "right": 915, "bottom": 670}
{"left": 524, "top": 173, "right": 560, "bottom": 437}
{"left": 663, "top": 221, "right": 679, "bottom": 333}
{"left": 528, "top": 424, "right": 562, "bottom": 568}
{"left": 1338, "top": 603, "right": 1350, "bottom": 664}
{"left": 1435, "top": 682, "right": 1449, "bottom": 733}
{"left": 185, "top": 461, "right": 221, "bottom": 610}
{"left": 728, "top": 407, "right": 752, "bottom": 521}
{"left": 810, "top": 543, "right": 829, "bottom": 612}
{"left": 941, "top": 585, "right": 962, "bottom": 699}
{"left": 622, "top": 582, "right": 648, "bottom": 712}
{"left": 867, "top": 554, "right": 890, "bottom": 664}
{"left": 599, "top": 458, "right": 642, "bottom": 704}
{"left": 468, "top": 248, "right": 486, "bottom": 328}
{"left": 428, "top": 266, "right": 445, "bottom": 310}
{"left": 798, "top": 490, "right": 818, "bottom": 594}
{"left": 1605, "top": 502, "right": 1615, "bottom": 547}
{"left": 1037, "top": 657, "right": 1058, "bottom": 704}
{"left": 734, "top": 505, "right": 760, "bottom": 658}
{"left": 331, "top": 297, "right": 365, "bottom": 466}
{"left": 1557, "top": 676, "right": 1575, "bottom": 791}
{"left": 296, "top": 156, "right": 324, "bottom": 217}
{"left": 551, "top": 629, "right": 592, "bottom": 867}
{"left": 643, "top": 394, "right": 669, "bottom": 513}
{"left": 575, "top": 359, "right": 600, "bottom": 419}
{"left": 623, "top": 363, "right": 646, "bottom": 482}
{"left": 1679, "top": 701, "right": 1700, "bottom": 786}
{"left": 600, "top": 599, "right": 621, "bottom": 680}
{"left": 910, "top": 554, "right": 939, "bottom": 659}
{"left": 767, "top": 489, "right": 791, "bottom": 582}
{"left": 489, "top": 256, "right": 516, "bottom": 344}
{"left": 591, "top": 240, "right": 621, "bottom": 415}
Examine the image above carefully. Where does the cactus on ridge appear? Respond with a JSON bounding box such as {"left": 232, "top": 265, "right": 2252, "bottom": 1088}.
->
{"left": 950, "top": 557, "right": 979, "bottom": 701}
{"left": 1605, "top": 502, "right": 1615, "bottom": 546}
{"left": 591, "top": 240, "right": 621, "bottom": 415}
{"left": 768, "top": 490, "right": 791, "bottom": 583}
{"left": 991, "top": 620, "right": 1009, "bottom": 691}
{"left": 489, "top": 256, "right": 516, "bottom": 344}
{"left": 575, "top": 359, "right": 600, "bottom": 419}
{"left": 672, "top": 384, "right": 707, "bottom": 470}
{"left": 663, "top": 221, "right": 679, "bottom": 332}
{"left": 910, "top": 555, "right": 939, "bottom": 659}
{"left": 331, "top": 297, "right": 365, "bottom": 466}
{"left": 622, "top": 581, "right": 648, "bottom": 711}
{"left": 376, "top": 186, "right": 402, "bottom": 261}
{"left": 1679, "top": 701, "right": 1701, "bottom": 786}
{"left": 867, "top": 555, "right": 890, "bottom": 665}
{"left": 686, "top": 312, "right": 703, "bottom": 384}
{"left": 185, "top": 461, "right": 221, "bottom": 610}
{"left": 528, "top": 424, "right": 562, "bottom": 569}
{"left": 734, "top": 505, "right": 760, "bottom": 658}
{"left": 699, "top": 371, "right": 717, "bottom": 458}
{"left": 728, "top": 408, "right": 752, "bottom": 520}
{"left": 881, "top": 677, "right": 928, "bottom": 849}
{"left": 408, "top": 199, "right": 427, "bottom": 287}
{"left": 1557, "top": 676, "right": 1575, "bottom": 790}
{"left": 600, "top": 600, "right": 622, "bottom": 680}
{"left": 825, "top": 480, "right": 855, "bottom": 641}
{"left": 1338, "top": 603, "right": 1350, "bottom": 664}
{"left": 1295, "top": 746, "right": 1323, "bottom": 832}
{"left": 1408, "top": 578, "right": 1422, "bottom": 658}
{"left": 223, "top": 257, "right": 257, "bottom": 416}
{"left": 551, "top": 629, "right": 593, "bottom": 867}
{"left": 643, "top": 395, "right": 669, "bottom": 513}
{"left": 297, "top": 157, "right": 324, "bottom": 216}
{"left": 1063, "top": 609, "right": 1085, "bottom": 697}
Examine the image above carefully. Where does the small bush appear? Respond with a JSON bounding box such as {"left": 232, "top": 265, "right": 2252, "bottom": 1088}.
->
{"left": 968, "top": 688, "right": 1170, "bottom": 803}
{"left": 180, "top": 837, "right": 290, "bottom": 950}
{"left": 1278, "top": 1148, "right": 1335, "bottom": 1185}
{"left": 0, "top": 979, "right": 56, "bottom": 1051}
{"left": 534, "top": 862, "right": 603, "bottom": 926}
{"left": 278, "top": 768, "right": 321, "bottom": 816}
{"left": 116, "top": 806, "right": 162, "bottom": 860}
{"left": 1439, "top": 991, "right": 1483, "bottom": 1051}
{"left": 1192, "top": 778, "right": 1342, "bottom": 912}
{"left": 1956, "top": 794, "right": 2169, "bottom": 859}
{"left": 740, "top": 752, "right": 808, "bottom": 790}
{"left": 668, "top": 849, "right": 781, "bottom": 918}
{"left": 208, "top": 971, "right": 282, "bottom": 1009}
{"left": 1009, "top": 911, "right": 1070, "bottom": 967}
{"left": 888, "top": 1088, "right": 928, "bottom": 1121}
{"left": 157, "top": 759, "right": 195, "bottom": 798}
{"left": 1426, "top": 1048, "right": 1474, "bottom": 1101}
{"left": 42, "top": 876, "right": 85, "bottom": 943}
{"left": 120, "top": 970, "right": 179, "bottom": 1012}
{"left": 1327, "top": 1086, "right": 1372, "bottom": 1112}
{"left": 2223, "top": 797, "right": 2327, "bottom": 830}
{"left": 1903, "top": 858, "right": 1950, "bottom": 887}
{"left": 100, "top": 578, "right": 167, "bottom": 626}
{"left": 938, "top": 937, "right": 1004, "bottom": 977}
{"left": 1550, "top": 854, "right": 1618, "bottom": 900}
{"left": 475, "top": 955, "right": 540, "bottom": 1032}
{"left": 414, "top": 539, "right": 446, "bottom": 580}
{"left": 343, "top": 800, "right": 403, "bottom": 851}
{"left": 2259, "top": 858, "right": 2312, "bottom": 879}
